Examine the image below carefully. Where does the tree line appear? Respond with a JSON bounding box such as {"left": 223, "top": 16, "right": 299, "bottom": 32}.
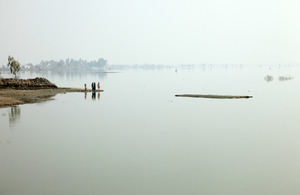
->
{"left": 26, "top": 58, "right": 107, "bottom": 71}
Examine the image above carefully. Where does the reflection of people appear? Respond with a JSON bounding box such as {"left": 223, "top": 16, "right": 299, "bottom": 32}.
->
{"left": 84, "top": 92, "right": 87, "bottom": 99}
{"left": 92, "top": 92, "right": 96, "bottom": 100}
{"left": 98, "top": 93, "right": 100, "bottom": 100}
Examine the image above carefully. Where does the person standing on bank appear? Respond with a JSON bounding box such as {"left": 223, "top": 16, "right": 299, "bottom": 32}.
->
{"left": 91, "top": 82, "right": 96, "bottom": 91}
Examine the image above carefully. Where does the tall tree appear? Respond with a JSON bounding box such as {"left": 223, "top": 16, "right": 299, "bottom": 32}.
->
{"left": 7, "top": 56, "right": 20, "bottom": 77}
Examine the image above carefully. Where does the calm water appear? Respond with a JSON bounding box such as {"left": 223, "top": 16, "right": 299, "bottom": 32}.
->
{"left": 1, "top": 65, "right": 300, "bottom": 195}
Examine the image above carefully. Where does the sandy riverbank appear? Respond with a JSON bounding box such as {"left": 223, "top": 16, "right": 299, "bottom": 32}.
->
{"left": 0, "top": 88, "right": 103, "bottom": 108}
{"left": 0, "top": 77, "right": 103, "bottom": 108}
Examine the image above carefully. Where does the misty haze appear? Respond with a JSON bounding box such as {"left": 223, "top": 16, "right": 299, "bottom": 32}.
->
{"left": 1, "top": 0, "right": 300, "bottom": 195}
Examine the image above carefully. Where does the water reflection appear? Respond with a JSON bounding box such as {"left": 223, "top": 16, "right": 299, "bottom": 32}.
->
{"left": 21, "top": 69, "right": 108, "bottom": 79}
{"left": 9, "top": 106, "right": 21, "bottom": 126}
{"left": 0, "top": 140, "right": 11, "bottom": 145}
{"left": 3, "top": 65, "right": 300, "bottom": 194}
{"left": 0, "top": 106, "right": 21, "bottom": 144}
{"left": 84, "top": 92, "right": 101, "bottom": 101}
{"left": 19, "top": 70, "right": 108, "bottom": 89}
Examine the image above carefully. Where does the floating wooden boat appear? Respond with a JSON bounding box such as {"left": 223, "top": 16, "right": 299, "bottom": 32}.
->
{"left": 175, "top": 94, "right": 252, "bottom": 99}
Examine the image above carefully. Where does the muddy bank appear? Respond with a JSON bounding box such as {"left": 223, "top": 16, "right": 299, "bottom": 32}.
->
{"left": 0, "top": 77, "right": 58, "bottom": 89}
{"left": 0, "top": 77, "right": 103, "bottom": 108}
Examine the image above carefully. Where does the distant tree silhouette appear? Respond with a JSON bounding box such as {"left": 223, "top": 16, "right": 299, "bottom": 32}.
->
{"left": 35, "top": 58, "right": 107, "bottom": 71}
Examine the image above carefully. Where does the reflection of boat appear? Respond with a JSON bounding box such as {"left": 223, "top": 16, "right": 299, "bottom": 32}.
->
{"left": 175, "top": 94, "right": 252, "bottom": 99}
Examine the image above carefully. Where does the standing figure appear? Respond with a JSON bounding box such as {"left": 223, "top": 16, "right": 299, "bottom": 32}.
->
{"left": 91, "top": 82, "right": 96, "bottom": 91}
{"left": 98, "top": 82, "right": 100, "bottom": 89}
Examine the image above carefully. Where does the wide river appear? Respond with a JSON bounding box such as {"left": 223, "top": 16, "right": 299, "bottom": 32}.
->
{"left": 1, "top": 65, "right": 300, "bottom": 195}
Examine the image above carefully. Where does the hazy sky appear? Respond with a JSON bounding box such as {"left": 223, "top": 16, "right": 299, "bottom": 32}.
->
{"left": 0, "top": 0, "right": 300, "bottom": 65}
